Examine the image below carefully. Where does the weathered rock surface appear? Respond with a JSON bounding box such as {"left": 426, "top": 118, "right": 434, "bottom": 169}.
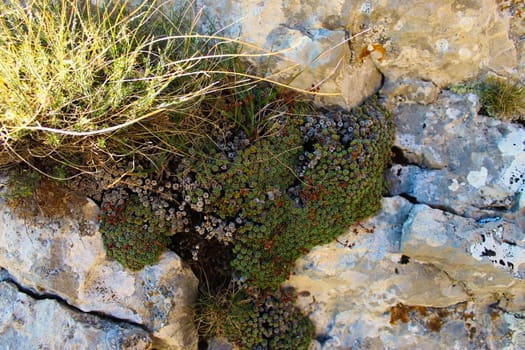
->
{"left": 402, "top": 204, "right": 525, "bottom": 306}
{"left": 387, "top": 90, "right": 525, "bottom": 219}
{"left": 195, "top": 0, "right": 518, "bottom": 108}
{"left": 381, "top": 77, "right": 441, "bottom": 106}
{"left": 285, "top": 196, "right": 525, "bottom": 349}
{"left": 0, "top": 182, "right": 198, "bottom": 349}
{"left": 285, "top": 86, "right": 525, "bottom": 349}
{"left": 286, "top": 196, "right": 460, "bottom": 317}
{"left": 0, "top": 277, "right": 152, "bottom": 350}
{"left": 196, "top": 0, "right": 382, "bottom": 108}
{"left": 365, "top": 0, "right": 517, "bottom": 85}
{"left": 500, "top": 1, "right": 525, "bottom": 80}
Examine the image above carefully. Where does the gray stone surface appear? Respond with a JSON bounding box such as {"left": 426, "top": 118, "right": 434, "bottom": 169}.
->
{"left": 206, "top": 337, "right": 236, "bottom": 350}
{"left": 387, "top": 90, "right": 525, "bottom": 220}
{"left": 0, "top": 183, "right": 198, "bottom": 350}
{"left": 286, "top": 86, "right": 525, "bottom": 349}
{"left": 193, "top": 0, "right": 518, "bottom": 108}
{"left": 381, "top": 77, "right": 441, "bottom": 106}
{"left": 401, "top": 204, "right": 525, "bottom": 306}
{"left": 286, "top": 197, "right": 525, "bottom": 350}
{"left": 0, "top": 280, "right": 152, "bottom": 350}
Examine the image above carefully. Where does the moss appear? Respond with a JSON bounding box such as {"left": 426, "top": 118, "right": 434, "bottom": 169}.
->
{"left": 95, "top": 89, "right": 394, "bottom": 348}
{"left": 100, "top": 193, "right": 170, "bottom": 270}
{"left": 228, "top": 95, "right": 394, "bottom": 291}
{"left": 224, "top": 289, "right": 314, "bottom": 350}
{"left": 190, "top": 117, "right": 304, "bottom": 220}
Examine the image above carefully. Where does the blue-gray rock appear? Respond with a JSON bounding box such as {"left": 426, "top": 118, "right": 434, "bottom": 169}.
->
{"left": 0, "top": 281, "right": 152, "bottom": 350}
{"left": 387, "top": 91, "right": 525, "bottom": 221}
{"left": 0, "top": 182, "right": 198, "bottom": 350}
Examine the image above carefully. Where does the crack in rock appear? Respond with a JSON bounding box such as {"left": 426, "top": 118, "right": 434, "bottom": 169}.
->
{"left": 0, "top": 268, "right": 150, "bottom": 332}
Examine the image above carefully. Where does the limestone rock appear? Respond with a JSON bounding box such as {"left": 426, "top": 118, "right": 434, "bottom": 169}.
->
{"left": 206, "top": 337, "right": 236, "bottom": 350}
{"left": 387, "top": 90, "right": 525, "bottom": 219}
{"left": 0, "top": 280, "right": 152, "bottom": 350}
{"left": 195, "top": 0, "right": 383, "bottom": 108}
{"left": 194, "top": 0, "right": 518, "bottom": 109}
{"left": 401, "top": 204, "right": 525, "bottom": 306}
{"left": 381, "top": 77, "right": 441, "bottom": 106}
{"left": 499, "top": 1, "right": 525, "bottom": 80}
{"left": 364, "top": 0, "right": 517, "bottom": 86}
{"left": 0, "top": 183, "right": 198, "bottom": 350}
{"left": 288, "top": 89, "right": 525, "bottom": 349}
{"left": 286, "top": 197, "right": 525, "bottom": 349}
{"left": 286, "top": 197, "right": 472, "bottom": 348}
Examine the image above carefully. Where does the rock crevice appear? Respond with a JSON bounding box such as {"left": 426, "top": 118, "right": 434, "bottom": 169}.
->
{"left": 285, "top": 86, "right": 525, "bottom": 349}
{"left": 0, "top": 268, "right": 150, "bottom": 331}
{"left": 0, "top": 188, "right": 199, "bottom": 350}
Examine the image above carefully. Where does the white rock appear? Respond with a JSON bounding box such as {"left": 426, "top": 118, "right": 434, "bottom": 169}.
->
{"left": 0, "top": 280, "right": 152, "bottom": 350}
{"left": 401, "top": 204, "right": 525, "bottom": 307}
{"left": 0, "top": 183, "right": 198, "bottom": 350}
{"left": 192, "top": 0, "right": 517, "bottom": 108}
{"left": 194, "top": 0, "right": 383, "bottom": 108}
{"left": 387, "top": 90, "right": 525, "bottom": 219}
{"left": 287, "top": 197, "right": 525, "bottom": 349}
{"left": 367, "top": 0, "right": 516, "bottom": 86}
{"left": 286, "top": 197, "right": 481, "bottom": 348}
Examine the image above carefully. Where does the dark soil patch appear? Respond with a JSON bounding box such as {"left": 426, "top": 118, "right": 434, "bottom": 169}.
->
{"left": 169, "top": 232, "right": 234, "bottom": 294}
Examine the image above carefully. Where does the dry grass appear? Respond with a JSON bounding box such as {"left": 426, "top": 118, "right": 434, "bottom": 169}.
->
{"left": 450, "top": 76, "right": 525, "bottom": 123}
{"left": 477, "top": 76, "right": 525, "bottom": 122}
{"left": 0, "top": 0, "right": 317, "bottom": 178}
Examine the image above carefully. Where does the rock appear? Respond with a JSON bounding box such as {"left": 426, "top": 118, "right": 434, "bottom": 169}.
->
{"left": 500, "top": 1, "right": 525, "bottom": 80}
{"left": 0, "top": 280, "right": 152, "bottom": 350}
{"left": 286, "top": 197, "right": 525, "bottom": 349}
{"left": 285, "top": 86, "right": 525, "bottom": 348}
{"left": 193, "top": 0, "right": 518, "bottom": 109}
{"left": 195, "top": 0, "right": 384, "bottom": 108}
{"left": 401, "top": 204, "right": 525, "bottom": 308}
{"left": 206, "top": 337, "right": 236, "bottom": 350}
{"left": 0, "top": 268, "right": 9, "bottom": 282}
{"left": 381, "top": 77, "right": 441, "bottom": 106}
{"left": 364, "top": 0, "right": 517, "bottom": 86}
{"left": 387, "top": 90, "right": 525, "bottom": 219}
{"left": 0, "top": 180, "right": 198, "bottom": 350}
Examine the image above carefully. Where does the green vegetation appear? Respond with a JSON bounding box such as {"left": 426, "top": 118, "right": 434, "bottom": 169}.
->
{"left": 99, "top": 193, "right": 170, "bottom": 270}
{"left": 230, "top": 97, "right": 393, "bottom": 291}
{"left": 224, "top": 289, "right": 314, "bottom": 349}
{"left": 0, "top": 1, "right": 395, "bottom": 348}
{"left": 191, "top": 94, "right": 394, "bottom": 346}
{"left": 477, "top": 77, "right": 525, "bottom": 122}
{"left": 196, "top": 286, "right": 313, "bottom": 349}
{"left": 0, "top": 0, "right": 247, "bottom": 173}
{"left": 195, "top": 283, "right": 244, "bottom": 341}
{"left": 451, "top": 76, "right": 525, "bottom": 122}
{"left": 4, "top": 169, "right": 41, "bottom": 200}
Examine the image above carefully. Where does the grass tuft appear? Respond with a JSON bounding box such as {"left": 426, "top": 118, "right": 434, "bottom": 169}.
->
{"left": 450, "top": 76, "right": 525, "bottom": 123}
{"left": 476, "top": 76, "right": 525, "bottom": 122}
{"left": 0, "top": 0, "right": 286, "bottom": 176}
